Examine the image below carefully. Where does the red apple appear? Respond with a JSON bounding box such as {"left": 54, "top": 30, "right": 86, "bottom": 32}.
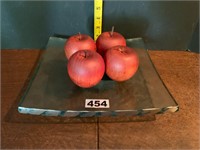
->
{"left": 105, "top": 46, "right": 139, "bottom": 82}
{"left": 64, "top": 33, "right": 96, "bottom": 59}
{"left": 96, "top": 27, "right": 126, "bottom": 56}
{"left": 67, "top": 50, "right": 105, "bottom": 88}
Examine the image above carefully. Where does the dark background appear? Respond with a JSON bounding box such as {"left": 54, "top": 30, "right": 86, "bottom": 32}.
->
{"left": 1, "top": 1, "right": 199, "bottom": 52}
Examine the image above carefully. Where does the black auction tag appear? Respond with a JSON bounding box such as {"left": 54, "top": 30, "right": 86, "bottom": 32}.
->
{"left": 85, "top": 99, "right": 110, "bottom": 108}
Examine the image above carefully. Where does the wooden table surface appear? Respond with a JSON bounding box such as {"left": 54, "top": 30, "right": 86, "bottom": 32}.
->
{"left": 1, "top": 50, "right": 199, "bottom": 149}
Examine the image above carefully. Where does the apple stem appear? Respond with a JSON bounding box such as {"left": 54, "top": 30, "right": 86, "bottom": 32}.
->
{"left": 78, "top": 32, "right": 81, "bottom": 40}
{"left": 119, "top": 47, "right": 123, "bottom": 53}
{"left": 80, "top": 51, "right": 87, "bottom": 58}
{"left": 84, "top": 51, "right": 87, "bottom": 58}
{"left": 119, "top": 47, "right": 125, "bottom": 53}
{"left": 110, "top": 26, "right": 114, "bottom": 37}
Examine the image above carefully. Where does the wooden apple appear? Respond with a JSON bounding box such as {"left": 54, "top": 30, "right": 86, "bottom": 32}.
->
{"left": 67, "top": 50, "right": 105, "bottom": 88}
{"left": 64, "top": 33, "right": 96, "bottom": 59}
{"left": 105, "top": 46, "right": 139, "bottom": 82}
{"left": 96, "top": 27, "right": 126, "bottom": 56}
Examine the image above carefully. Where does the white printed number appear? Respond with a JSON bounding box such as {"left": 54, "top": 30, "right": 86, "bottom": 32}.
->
{"left": 85, "top": 99, "right": 110, "bottom": 108}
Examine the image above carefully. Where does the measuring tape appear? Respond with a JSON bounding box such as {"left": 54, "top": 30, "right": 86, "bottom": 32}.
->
{"left": 94, "top": 0, "right": 103, "bottom": 41}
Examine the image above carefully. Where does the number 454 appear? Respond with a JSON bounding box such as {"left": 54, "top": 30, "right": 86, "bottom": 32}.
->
{"left": 87, "top": 100, "right": 107, "bottom": 107}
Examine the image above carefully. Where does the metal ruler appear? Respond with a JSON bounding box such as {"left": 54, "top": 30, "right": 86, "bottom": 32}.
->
{"left": 94, "top": 0, "right": 103, "bottom": 41}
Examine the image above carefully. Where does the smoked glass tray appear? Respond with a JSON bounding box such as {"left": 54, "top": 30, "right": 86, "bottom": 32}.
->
{"left": 18, "top": 37, "right": 178, "bottom": 117}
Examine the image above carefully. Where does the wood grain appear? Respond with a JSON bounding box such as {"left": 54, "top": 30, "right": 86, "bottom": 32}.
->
{"left": 98, "top": 50, "right": 200, "bottom": 149}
